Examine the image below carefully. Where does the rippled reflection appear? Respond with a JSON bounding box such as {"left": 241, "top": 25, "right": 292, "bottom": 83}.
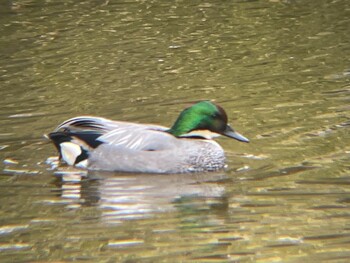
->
{"left": 56, "top": 170, "right": 228, "bottom": 224}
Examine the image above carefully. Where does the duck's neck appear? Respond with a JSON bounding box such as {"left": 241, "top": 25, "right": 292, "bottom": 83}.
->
{"left": 167, "top": 123, "right": 192, "bottom": 137}
{"left": 166, "top": 110, "right": 198, "bottom": 137}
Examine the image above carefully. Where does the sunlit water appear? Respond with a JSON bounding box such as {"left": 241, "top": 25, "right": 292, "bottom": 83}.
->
{"left": 1, "top": 0, "right": 350, "bottom": 262}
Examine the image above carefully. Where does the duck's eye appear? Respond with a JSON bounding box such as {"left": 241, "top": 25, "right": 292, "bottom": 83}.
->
{"left": 211, "top": 112, "right": 219, "bottom": 119}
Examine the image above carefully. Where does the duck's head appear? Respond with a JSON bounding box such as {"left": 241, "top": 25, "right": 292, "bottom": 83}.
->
{"left": 167, "top": 100, "right": 249, "bottom": 142}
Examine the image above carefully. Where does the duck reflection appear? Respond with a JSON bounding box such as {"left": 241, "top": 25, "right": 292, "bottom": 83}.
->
{"left": 56, "top": 171, "right": 228, "bottom": 224}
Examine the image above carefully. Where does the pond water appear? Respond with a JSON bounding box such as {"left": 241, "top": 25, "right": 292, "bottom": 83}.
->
{"left": 1, "top": 0, "right": 350, "bottom": 262}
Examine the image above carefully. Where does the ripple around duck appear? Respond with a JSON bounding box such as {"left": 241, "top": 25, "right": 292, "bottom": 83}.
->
{"left": 0, "top": 225, "right": 29, "bottom": 236}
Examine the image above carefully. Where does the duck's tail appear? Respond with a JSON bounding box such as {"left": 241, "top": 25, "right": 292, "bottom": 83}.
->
{"left": 48, "top": 131, "right": 103, "bottom": 168}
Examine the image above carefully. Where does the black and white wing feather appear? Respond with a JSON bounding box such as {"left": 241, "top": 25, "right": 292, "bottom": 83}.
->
{"left": 49, "top": 116, "right": 172, "bottom": 167}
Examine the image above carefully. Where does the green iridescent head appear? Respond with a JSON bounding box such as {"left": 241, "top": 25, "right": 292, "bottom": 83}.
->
{"left": 167, "top": 101, "right": 249, "bottom": 142}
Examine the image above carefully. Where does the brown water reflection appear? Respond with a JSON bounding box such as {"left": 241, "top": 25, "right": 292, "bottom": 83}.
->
{"left": 2, "top": 162, "right": 350, "bottom": 262}
{"left": 1, "top": 0, "right": 350, "bottom": 262}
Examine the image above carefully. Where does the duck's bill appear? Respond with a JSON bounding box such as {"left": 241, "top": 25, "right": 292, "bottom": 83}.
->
{"left": 223, "top": 125, "right": 249, "bottom": 143}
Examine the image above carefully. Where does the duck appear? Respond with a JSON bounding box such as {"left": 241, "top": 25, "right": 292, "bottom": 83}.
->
{"left": 48, "top": 100, "right": 249, "bottom": 174}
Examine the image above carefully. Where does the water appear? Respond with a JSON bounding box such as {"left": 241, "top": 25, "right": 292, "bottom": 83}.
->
{"left": 1, "top": 0, "right": 350, "bottom": 262}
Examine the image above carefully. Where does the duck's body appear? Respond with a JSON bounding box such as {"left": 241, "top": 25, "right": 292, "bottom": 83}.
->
{"left": 48, "top": 101, "right": 249, "bottom": 174}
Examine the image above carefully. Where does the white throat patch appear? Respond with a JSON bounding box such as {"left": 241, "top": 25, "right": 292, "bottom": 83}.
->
{"left": 180, "top": 130, "right": 221, "bottom": 139}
